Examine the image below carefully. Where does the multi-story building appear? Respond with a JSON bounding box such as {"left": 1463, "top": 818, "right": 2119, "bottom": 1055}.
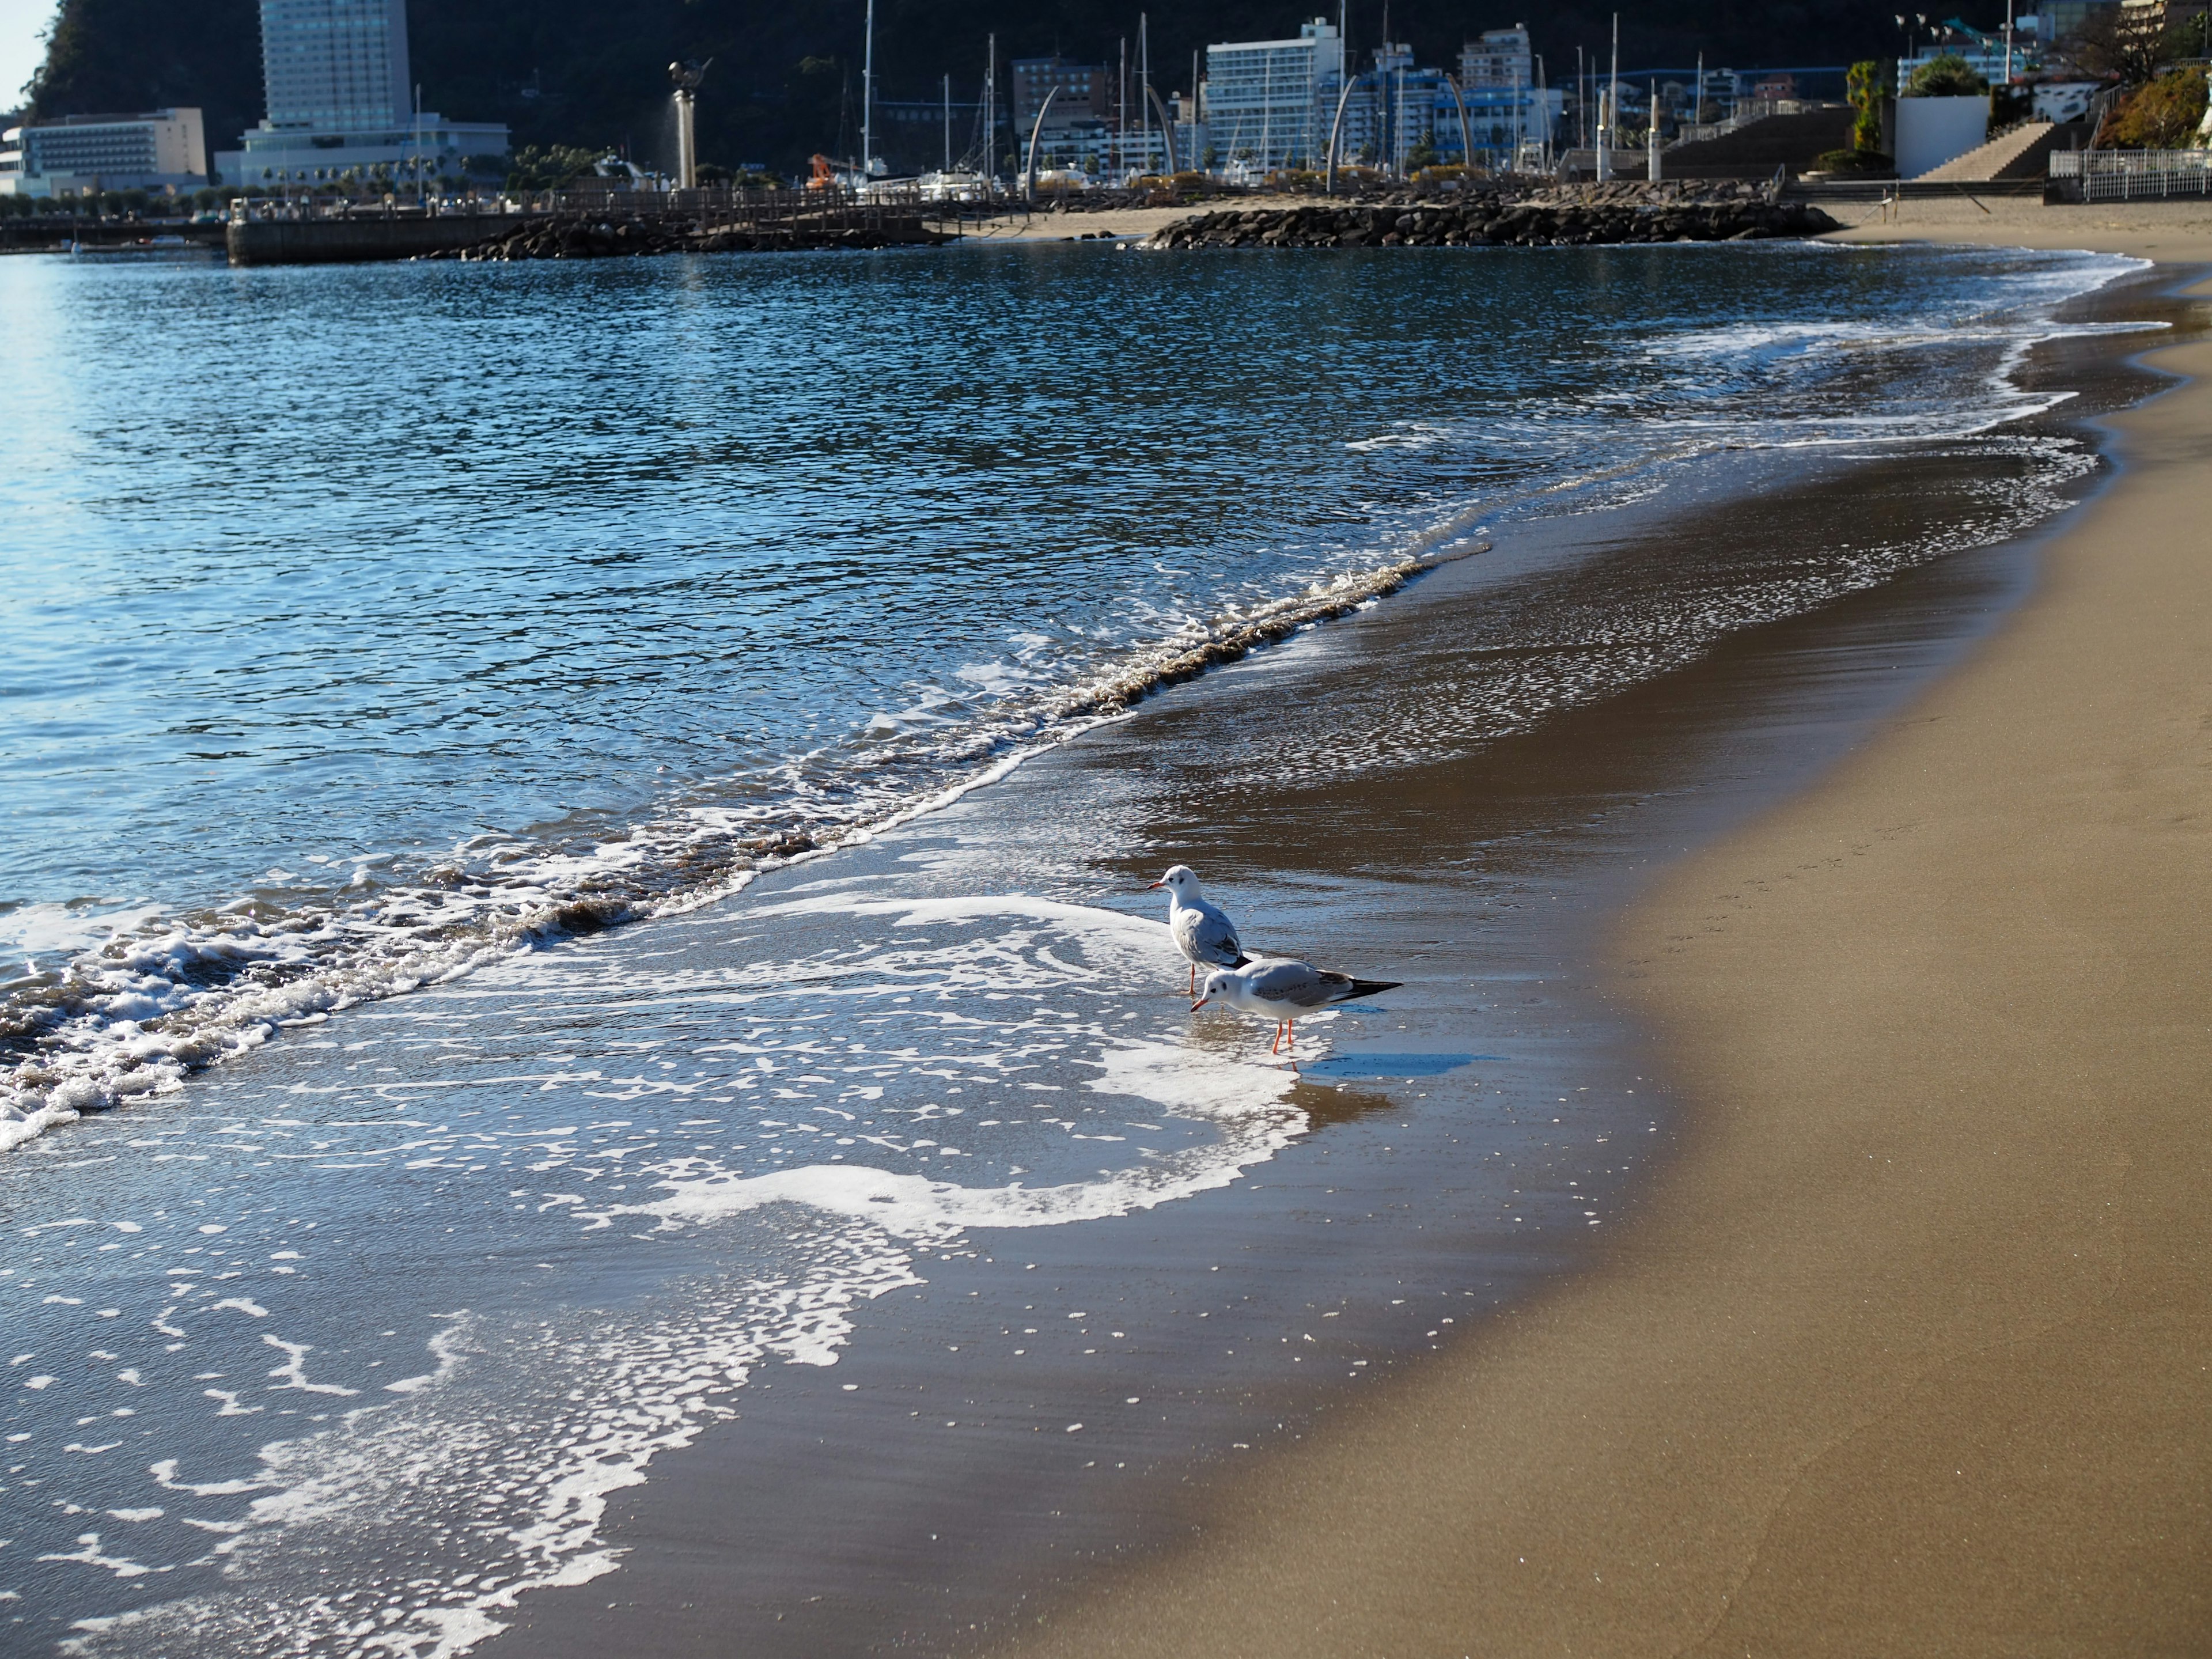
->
{"left": 260, "top": 0, "right": 411, "bottom": 130}
{"left": 1204, "top": 19, "right": 1344, "bottom": 172}
{"left": 215, "top": 0, "right": 507, "bottom": 189}
{"left": 2035, "top": 0, "right": 2118, "bottom": 48}
{"left": 2116, "top": 0, "right": 2208, "bottom": 52}
{"left": 1010, "top": 55, "right": 1171, "bottom": 176}
{"left": 1896, "top": 12, "right": 2053, "bottom": 86}
{"left": 1011, "top": 57, "right": 1104, "bottom": 137}
{"left": 1459, "top": 26, "right": 1534, "bottom": 90}
{"left": 1339, "top": 44, "right": 1444, "bottom": 171}
{"left": 1173, "top": 88, "right": 1206, "bottom": 175}
{"left": 1446, "top": 82, "right": 1564, "bottom": 166}
{"left": 0, "top": 107, "right": 207, "bottom": 195}
{"left": 1330, "top": 37, "right": 1558, "bottom": 173}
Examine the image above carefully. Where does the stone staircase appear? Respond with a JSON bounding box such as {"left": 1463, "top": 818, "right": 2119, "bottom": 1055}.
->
{"left": 1662, "top": 108, "right": 1857, "bottom": 179}
{"left": 1916, "top": 122, "right": 2061, "bottom": 182}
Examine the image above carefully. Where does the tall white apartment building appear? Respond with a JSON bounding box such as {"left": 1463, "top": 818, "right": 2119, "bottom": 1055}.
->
{"left": 1204, "top": 19, "right": 1343, "bottom": 171}
{"left": 215, "top": 0, "right": 507, "bottom": 189}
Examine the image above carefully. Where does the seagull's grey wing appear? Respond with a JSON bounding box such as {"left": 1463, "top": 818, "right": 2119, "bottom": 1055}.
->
{"left": 1177, "top": 899, "right": 1244, "bottom": 968}
{"left": 1245, "top": 959, "right": 1333, "bottom": 1008}
{"left": 1313, "top": 969, "right": 1401, "bottom": 1004}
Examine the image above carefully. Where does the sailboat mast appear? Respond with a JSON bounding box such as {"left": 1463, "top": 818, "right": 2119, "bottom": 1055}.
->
{"left": 861, "top": 0, "right": 876, "bottom": 177}
{"left": 1609, "top": 11, "right": 1619, "bottom": 149}
{"left": 1140, "top": 13, "right": 1151, "bottom": 175}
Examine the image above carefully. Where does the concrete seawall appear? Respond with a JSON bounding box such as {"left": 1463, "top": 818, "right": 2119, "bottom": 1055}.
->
{"left": 226, "top": 215, "right": 540, "bottom": 267}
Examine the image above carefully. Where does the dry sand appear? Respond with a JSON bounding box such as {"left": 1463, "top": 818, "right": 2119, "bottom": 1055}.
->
{"left": 955, "top": 194, "right": 1308, "bottom": 243}
{"left": 967, "top": 190, "right": 2212, "bottom": 256}
{"left": 987, "top": 209, "right": 2212, "bottom": 1655}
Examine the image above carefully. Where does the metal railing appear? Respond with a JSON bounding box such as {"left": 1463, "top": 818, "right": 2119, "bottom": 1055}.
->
{"left": 1673, "top": 99, "right": 1833, "bottom": 146}
{"left": 2050, "top": 147, "right": 2212, "bottom": 199}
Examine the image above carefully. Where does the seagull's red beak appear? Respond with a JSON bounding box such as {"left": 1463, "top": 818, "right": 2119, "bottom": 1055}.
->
{"left": 1147, "top": 881, "right": 1165, "bottom": 889}
{"left": 1190, "top": 996, "right": 1208, "bottom": 1011}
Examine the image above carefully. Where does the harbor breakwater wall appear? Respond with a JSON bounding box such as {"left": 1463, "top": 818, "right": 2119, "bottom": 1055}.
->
{"left": 428, "top": 211, "right": 954, "bottom": 260}
{"left": 226, "top": 214, "right": 527, "bottom": 266}
{"left": 225, "top": 208, "right": 955, "bottom": 266}
{"left": 1142, "top": 194, "right": 1842, "bottom": 249}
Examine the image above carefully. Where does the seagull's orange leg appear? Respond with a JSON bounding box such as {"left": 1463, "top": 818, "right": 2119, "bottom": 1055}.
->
{"left": 1190, "top": 963, "right": 1196, "bottom": 996}
{"left": 1285, "top": 1018, "right": 1295, "bottom": 1051}
{"left": 1270, "top": 1022, "right": 1283, "bottom": 1055}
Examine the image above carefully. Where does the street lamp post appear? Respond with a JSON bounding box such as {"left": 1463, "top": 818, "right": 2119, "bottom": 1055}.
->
{"left": 669, "top": 59, "right": 709, "bottom": 190}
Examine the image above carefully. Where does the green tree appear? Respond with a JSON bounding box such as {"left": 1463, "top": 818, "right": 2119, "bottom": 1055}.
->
{"left": 2108, "top": 66, "right": 2208, "bottom": 147}
{"left": 1846, "top": 59, "right": 1887, "bottom": 148}
{"left": 505, "top": 144, "right": 605, "bottom": 190}
{"left": 1902, "top": 53, "right": 1986, "bottom": 96}
{"left": 27, "top": 0, "right": 259, "bottom": 153}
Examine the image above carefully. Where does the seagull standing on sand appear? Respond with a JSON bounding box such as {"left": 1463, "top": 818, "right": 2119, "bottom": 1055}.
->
{"left": 1194, "top": 961, "right": 1401, "bottom": 1055}
{"left": 1149, "top": 865, "right": 1249, "bottom": 995}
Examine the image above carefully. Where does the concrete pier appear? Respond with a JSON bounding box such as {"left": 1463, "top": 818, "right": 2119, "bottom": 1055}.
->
{"left": 226, "top": 214, "right": 539, "bottom": 267}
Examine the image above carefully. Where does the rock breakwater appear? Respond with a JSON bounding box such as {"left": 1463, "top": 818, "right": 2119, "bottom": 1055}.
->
{"left": 426, "top": 213, "right": 953, "bottom": 260}
{"left": 1141, "top": 192, "right": 1840, "bottom": 250}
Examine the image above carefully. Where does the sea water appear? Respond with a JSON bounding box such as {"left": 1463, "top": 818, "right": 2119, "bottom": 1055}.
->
{"left": 0, "top": 238, "right": 2148, "bottom": 1139}
{"left": 0, "top": 238, "right": 2156, "bottom": 1653}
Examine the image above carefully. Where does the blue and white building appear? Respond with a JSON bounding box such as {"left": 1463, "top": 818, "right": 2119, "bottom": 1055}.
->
{"left": 1203, "top": 19, "right": 1345, "bottom": 171}
{"left": 215, "top": 0, "right": 507, "bottom": 188}
{"left": 1336, "top": 32, "right": 1559, "bottom": 172}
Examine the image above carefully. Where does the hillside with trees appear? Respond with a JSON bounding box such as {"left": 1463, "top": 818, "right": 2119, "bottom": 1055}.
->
{"left": 24, "top": 0, "right": 2003, "bottom": 178}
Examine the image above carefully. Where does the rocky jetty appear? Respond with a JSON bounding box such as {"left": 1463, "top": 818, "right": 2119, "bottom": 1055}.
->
{"left": 421, "top": 215, "right": 685, "bottom": 259}
{"left": 1141, "top": 189, "right": 1839, "bottom": 250}
{"left": 426, "top": 213, "right": 953, "bottom": 260}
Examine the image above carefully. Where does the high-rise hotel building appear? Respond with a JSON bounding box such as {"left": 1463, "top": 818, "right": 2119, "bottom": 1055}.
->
{"left": 215, "top": 0, "right": 507, "bottom": 188}
{"left": 259, "top": 0, "right": 414, "bottom": 132}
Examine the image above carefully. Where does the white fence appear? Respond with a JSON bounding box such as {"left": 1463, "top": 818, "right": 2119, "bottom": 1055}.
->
{"left": 2050, "top": 147, "right": 2212, "bottom": 200}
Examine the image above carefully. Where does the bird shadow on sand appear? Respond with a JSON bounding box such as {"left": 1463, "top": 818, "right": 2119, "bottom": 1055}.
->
{"left": 1285, "top": 1075, "right": 1403, "bottom": 1129}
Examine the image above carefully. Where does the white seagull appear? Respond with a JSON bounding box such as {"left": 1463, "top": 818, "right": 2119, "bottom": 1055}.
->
{"left": 1194, "top": 960, "right": 1400, "bottom": 1055}
{"left": 1150, "top": 865, "right": 1249, "bottom": 995}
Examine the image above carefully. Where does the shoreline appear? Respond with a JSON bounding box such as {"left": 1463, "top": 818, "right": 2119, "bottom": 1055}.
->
{"left": 975, "top": 215, "right": 2212, "bottom": 1654}
{"left": 460, "top": 253, "right": 2181, "bottom": 1655}
{"left": 2, "top": 226, "right": 2189, "bottom": 1654}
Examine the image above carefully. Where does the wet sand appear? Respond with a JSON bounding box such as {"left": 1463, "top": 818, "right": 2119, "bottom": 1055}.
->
{"left": 975, "top": 228, "right": 2212, "bottom": 1652}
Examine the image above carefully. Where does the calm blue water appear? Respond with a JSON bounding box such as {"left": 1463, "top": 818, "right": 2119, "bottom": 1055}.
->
{"left": 0, "top": 238, "right": 2141, "bottom": 1142}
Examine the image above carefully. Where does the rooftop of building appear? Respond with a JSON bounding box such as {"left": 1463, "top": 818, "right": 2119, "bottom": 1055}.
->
{"left": 21, "top": 108, "right": 198, "bottom": 128}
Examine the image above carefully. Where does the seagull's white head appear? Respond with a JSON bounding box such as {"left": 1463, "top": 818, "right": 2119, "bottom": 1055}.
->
{"left": 1193, "top": 968, "right": 1234, "bottom": 1011}
{"left": 1149, "top": 864, "right": 1201, "bottom": 900}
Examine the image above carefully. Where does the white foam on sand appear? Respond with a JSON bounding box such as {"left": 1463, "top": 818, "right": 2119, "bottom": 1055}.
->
{"left": 43, "top": 896, "right": 1308, "bottom": 1659}
{"left": 639, "top": 1035, "right": 1298, "bottom": 1238}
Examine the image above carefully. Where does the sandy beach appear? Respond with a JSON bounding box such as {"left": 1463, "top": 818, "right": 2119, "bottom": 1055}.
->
{"left": 975, "top": 206, "right": 2212, "bottom": 1656}
{"left": 968, "top": 190, "right": 2212, "bottom": 256}
{"left": 5, "top": 199, "right": 2200, "bottom": 1657}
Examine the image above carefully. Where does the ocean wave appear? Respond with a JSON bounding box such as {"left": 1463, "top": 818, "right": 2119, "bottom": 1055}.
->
{"left": 31, "top": 895, "right": 1308, "bottom": 1658}
{"left": 0, "top": 552, "right": 1478, "bottom": 1153}
{"left": 0, "top": 242, "right": 2152, "bottom": 1158}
